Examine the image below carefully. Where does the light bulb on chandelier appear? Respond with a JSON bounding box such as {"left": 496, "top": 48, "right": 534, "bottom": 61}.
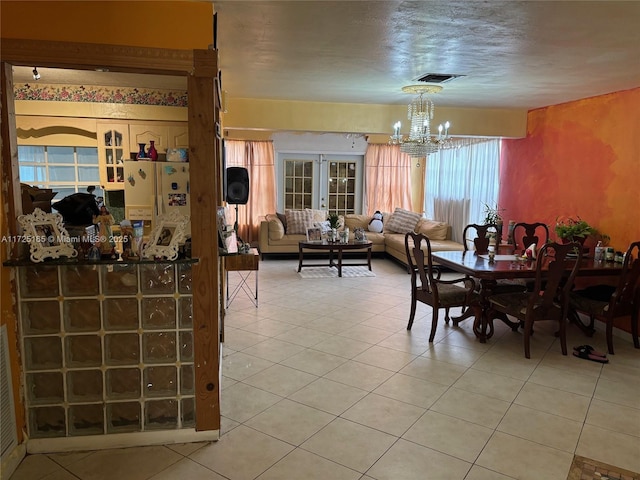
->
{"left": 389, "top": 85, "right": 451, "bottom": 157}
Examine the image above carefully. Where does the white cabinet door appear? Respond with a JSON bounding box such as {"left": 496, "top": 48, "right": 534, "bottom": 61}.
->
{"left": 97, "top": 122, "right": 129, "bottom": 191}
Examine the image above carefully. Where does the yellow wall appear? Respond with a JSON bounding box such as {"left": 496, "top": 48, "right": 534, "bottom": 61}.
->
{"left": 224, "top": 98, "right": 527, "bottom": 138}
{"left": 0, "top": 1, "right": 214, "bottom": 49}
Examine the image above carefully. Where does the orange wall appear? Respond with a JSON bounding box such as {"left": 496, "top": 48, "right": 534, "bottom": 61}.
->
{"left": 0, "top": 1, "right": 213, "bottom": 49}
{"left": 499, "top": 88, "right": 640, "bottom": 253}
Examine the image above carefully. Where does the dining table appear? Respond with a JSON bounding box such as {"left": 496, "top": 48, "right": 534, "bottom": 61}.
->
{"left": 430, "top": 250, "right": 623, "bottom": 342}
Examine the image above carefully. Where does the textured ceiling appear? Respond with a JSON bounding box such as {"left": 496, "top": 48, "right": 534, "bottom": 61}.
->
{"left": 213, "top": 0, "right": 640, "bottom": 109}
{"left": 11, "top": 1, "right": 640, "bottom": 110}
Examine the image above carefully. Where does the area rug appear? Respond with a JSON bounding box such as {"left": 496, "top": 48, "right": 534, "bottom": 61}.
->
{"left": 297, "top": 266, "right": 376, "bottom": 278}
{"left": 567, "top": 455, "right": 639, "bottom": 480}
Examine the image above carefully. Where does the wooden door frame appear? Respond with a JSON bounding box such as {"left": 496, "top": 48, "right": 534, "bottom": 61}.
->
{"left": 0, "top": 38, "right": 222, "bottom": 431}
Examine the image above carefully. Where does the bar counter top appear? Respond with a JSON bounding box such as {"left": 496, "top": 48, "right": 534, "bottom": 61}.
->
{"left": 3, "top": 256, "right": 198, "bottom": 267}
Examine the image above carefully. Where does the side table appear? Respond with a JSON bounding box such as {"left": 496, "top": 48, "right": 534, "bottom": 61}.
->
{"left": 225, "top": 248, "right": 259, "bottom": 308}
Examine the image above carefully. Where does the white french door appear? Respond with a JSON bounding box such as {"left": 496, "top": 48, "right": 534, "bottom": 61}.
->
{"left": 277, "top": 153, "right": 363, "bottom": 215}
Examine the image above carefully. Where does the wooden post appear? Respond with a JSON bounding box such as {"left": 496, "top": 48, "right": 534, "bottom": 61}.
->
{"left": 189, "top": 49, "right": 221, "bottom": 431}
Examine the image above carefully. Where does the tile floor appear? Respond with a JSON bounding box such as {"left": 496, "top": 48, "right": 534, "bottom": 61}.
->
{"left": 9, "top": 258, "right": 640, "bottom": 480}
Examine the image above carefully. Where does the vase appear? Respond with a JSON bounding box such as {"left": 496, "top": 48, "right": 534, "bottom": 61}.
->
{"left": 495, "top": 220, "right": 503, "bottom": 244}
{"left": 137, "top": 143, "right": 146, "bottom": 160}
{"left": 148, "top": 140, "right": 158, "bottom": 161}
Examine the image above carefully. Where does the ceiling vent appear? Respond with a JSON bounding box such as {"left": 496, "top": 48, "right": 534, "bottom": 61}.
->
{"left": 415, "top": 73, "right": 463, "bottom": 84}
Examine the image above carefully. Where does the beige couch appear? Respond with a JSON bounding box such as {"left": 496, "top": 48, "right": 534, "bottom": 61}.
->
{"left": 258, "top": 209, "right": 464, "bottom": 266}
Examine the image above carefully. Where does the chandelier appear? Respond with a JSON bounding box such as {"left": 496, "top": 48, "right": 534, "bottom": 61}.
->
{"left": 389, "top": 85, "right": 451, "bottom": 157}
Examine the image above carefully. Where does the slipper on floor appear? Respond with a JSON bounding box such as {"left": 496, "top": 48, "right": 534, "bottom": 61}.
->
{"left": 573, "top": 347, "right": 609, "bottom": 364}
{"left": 573, "top": 345, "right": 607, "bottom": 358}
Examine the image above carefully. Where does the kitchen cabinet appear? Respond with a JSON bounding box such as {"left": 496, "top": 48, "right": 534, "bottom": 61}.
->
{"left": 98, "top": 121, "right": 187, "bottom": 191}
{"left": 97, "top": 122, "right": 129, "bottom": 191}
{"left": 129, "top": 124, "right": 170, "bottom": 155}
{"left": 168, "top": 125, "right": 189, "bottom": 148}
{"left": 129, "top": 122, "right": 189, "bottom": 154}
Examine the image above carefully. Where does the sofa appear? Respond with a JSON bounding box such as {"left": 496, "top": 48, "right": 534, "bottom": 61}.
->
{"left": 258, "top": 208, "right": 464, "bottom": 266}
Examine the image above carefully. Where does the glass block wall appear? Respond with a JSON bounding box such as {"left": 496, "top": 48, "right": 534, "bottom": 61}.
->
{"left": 17, "top": 262, "right": 195, "bottom": 438}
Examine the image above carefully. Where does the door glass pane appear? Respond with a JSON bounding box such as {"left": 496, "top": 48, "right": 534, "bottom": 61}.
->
{"left": 278, "top": 153, "right": 362, "bottom": 214}
{"left": 284, "top": 160, "right": 313, "bottom": 210}
{"left": 48, "top": 147, "right": 75, "bottom": 164}
{"left": 327, "top": 161, "right": 357, "bottom": 216}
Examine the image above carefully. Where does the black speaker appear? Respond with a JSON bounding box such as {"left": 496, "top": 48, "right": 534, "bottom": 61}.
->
{"left": 225, "top": 167, "right": 249, "bottom": 204}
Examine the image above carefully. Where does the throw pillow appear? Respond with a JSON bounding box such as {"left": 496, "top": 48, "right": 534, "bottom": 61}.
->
{"left": 385, "top": 208, "right": 422, "bottom": 234}
{"left": 265, "top": 214, "right": 285, "bottom": 240}
{"left": 305, "top": 208, "right": 328, "bottom": 223}
{"left": 314, "top": 220, "right": 331, "bottom": 233}
{"left": 416, "top": 219, "right": 449, "bottom": 241}
{"left": 285, "top": 209, "right": 313, "bottom": 235}
{"left": 276, "top": 212, "right": 287, "bottom": 231}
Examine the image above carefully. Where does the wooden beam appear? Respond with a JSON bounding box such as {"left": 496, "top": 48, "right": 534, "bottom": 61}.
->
{"left": 1, "top": 62, "right": 22, "bottom": 243}
{"left": 189, "top": 49, "right": 221, "bottom": 431}
{"left": 0, "top": 38, "right": 194, "bottom": 76}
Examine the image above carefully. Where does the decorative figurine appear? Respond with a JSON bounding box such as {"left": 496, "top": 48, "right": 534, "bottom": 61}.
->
{"left": 93, "top": 205, "right": 115, "bottom": 256}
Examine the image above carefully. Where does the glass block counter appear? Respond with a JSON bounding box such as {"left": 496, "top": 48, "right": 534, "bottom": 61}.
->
{"left": 7, "top": 258, "right": 217, "bottom": 451}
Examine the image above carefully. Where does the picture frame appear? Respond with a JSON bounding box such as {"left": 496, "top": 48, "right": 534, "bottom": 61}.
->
{"left": 142, "top": 210, "right": 189, "bottom": 260}
{"left": 306, "top": 226, "right": 322, "bottom": 243}
{"left": 17, "top": 208, "right": 78, "bottom": 263}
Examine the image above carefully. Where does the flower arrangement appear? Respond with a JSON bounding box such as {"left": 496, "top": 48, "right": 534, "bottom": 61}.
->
{"left": 554, "top": 216, "right": 596, "bottom": 242}
{"left": 327, "top": 213, "right": 341, "bottom": 230}
{"left": 483, "top": 203, "right": 504, "bottom": 225}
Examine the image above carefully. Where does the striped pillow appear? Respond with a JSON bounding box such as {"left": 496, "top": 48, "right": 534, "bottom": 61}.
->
{"left": 385, "top": 208, "right": 422, "bottom": 234}
{"left": 285, "top": 209, "right": 313, "bottom": 235}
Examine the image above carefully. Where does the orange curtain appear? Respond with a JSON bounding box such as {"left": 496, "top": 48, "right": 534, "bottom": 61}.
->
{"left": 364, "top": 144, "right": 413, "bottom": 215}
{"left": 225, "top": 140, "right": 277, "bottom": 244}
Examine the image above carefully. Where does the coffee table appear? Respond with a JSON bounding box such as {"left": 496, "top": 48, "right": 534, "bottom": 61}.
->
{"left": 298, "top": 241, "right": 373, "bottom": 277}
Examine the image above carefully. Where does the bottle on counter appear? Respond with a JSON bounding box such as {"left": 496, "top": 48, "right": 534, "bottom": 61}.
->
{"left": 594, "top": 241, "right": 604, "bottom": 262}
{"left": 605, "top": 247, "right": 615, "bottom": 261}
{"left": 488, "top": 245, "right": 496, "bottom": 263}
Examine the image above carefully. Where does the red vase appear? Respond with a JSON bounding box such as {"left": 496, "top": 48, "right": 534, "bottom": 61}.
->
{"left": 148, "top": 140, "right": 158, "bottom": 161}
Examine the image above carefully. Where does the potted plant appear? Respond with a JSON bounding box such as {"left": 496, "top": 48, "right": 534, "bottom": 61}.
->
{"left": 554, "top": 216, "right": 596, "bottom": 244}
{"left": 328, "top": 213, "right": 341, "bottom": 230}
{"left": 483, "top": 203, "right": 504, "bottom": 225}
{"left": 483, "top": 203, "right": 504, "bottom": 242}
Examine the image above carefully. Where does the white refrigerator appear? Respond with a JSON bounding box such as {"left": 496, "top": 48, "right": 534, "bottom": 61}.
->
{"left": 124, "top": 160, "right": 191, "bottom": 236}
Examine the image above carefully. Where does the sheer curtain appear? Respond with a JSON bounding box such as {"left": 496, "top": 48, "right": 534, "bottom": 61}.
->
{"left": 225, "top": 140, "right": 277, "bottom": 244}
{"left": 424, "top": 139, "right": 500, "bottom": 243}
{"left": 364, "top": 144, "right": 413, "bottom": 215}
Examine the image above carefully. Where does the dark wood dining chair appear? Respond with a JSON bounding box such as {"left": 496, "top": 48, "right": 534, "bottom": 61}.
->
{"left": 486, "top": 242, "right": 582, "bottom": 358}
{"left": 405, "top": 232, "right": 481, "bottom": 342}
{"left": 458, "top": 223, "right": 527, "bottom": 324}
{"left": 512, "top": 222, "right": 550, "bottom": 291}
{"left": 462, "top": 223, "right": 497, "bottom": 254}
{"left": 512, "top": 222, "right": 549, "bottom": 255}
{"left": 569, "top": 241, "right": 640, "bottom": 354}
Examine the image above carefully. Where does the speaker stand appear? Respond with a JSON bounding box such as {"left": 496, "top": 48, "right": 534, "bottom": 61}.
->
{"left": 234, "top": 203, "right": 239, "bottom": 232}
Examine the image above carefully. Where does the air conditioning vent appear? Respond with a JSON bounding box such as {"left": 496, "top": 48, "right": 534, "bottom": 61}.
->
{"left": 415, "top": 73, "right": 463, "bottom": 84}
